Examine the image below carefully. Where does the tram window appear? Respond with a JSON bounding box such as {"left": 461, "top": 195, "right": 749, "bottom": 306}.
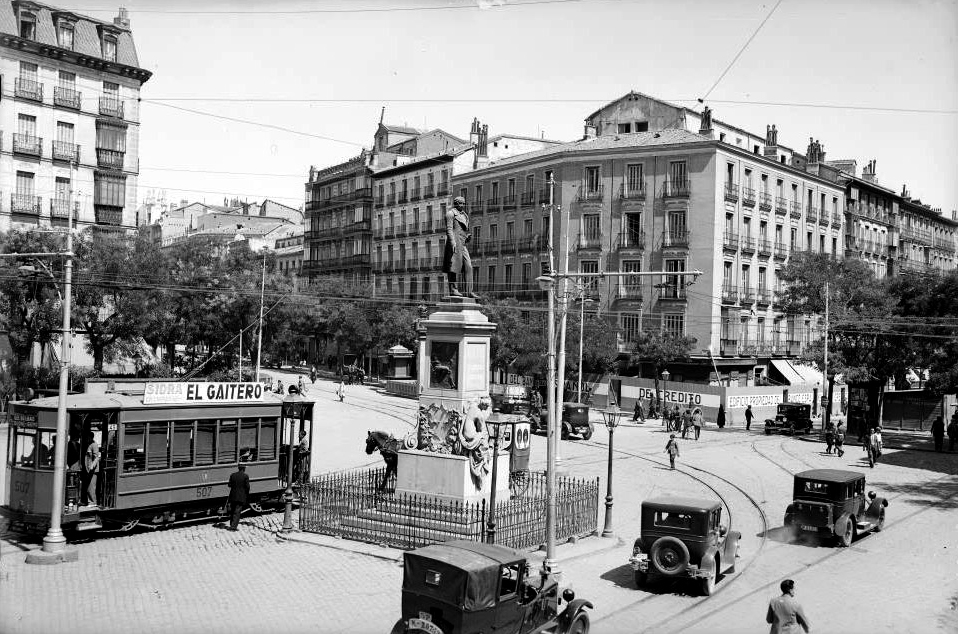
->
{"left": 12, "top": 429, "right": 37, "bottom": 467}
{"left": 171, "top": 421, "right": 194, "bottom": 468}
{"left": 239, "top": 420, "right": 257, "bottom": 462}
{"left": 259, "top": 420, "right": 277, "bottom": 461}
{"left": 123, "top": 423, "right": 146, "bottom": 472}
{"left": 147, "top": 422, "right": 170, "bottom": 470}
{"left": 195, "top": 420, "right": 216, "bottom": 466}
{"left": 37, "top": 431, "right": 57, "bottom": 470}
{"left": 218, "top": 420, "right": 237, "bottom": 463}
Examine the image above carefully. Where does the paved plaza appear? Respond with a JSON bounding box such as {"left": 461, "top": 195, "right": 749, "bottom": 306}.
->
{"left": 3, "top": 373, "right": 957, "bottom": 633}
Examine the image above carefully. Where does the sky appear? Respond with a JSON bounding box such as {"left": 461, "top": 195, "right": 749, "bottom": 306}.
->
{"left": 75, "top": 0, "right": 958, "bottom": 215}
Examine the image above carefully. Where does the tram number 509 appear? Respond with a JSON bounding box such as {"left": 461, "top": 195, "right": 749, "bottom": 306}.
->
{"left": 195, "top": 485, "right": 213, "bottom": 498}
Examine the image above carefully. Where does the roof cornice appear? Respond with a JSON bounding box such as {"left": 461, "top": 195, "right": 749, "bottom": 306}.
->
{"left": 715, "top": 141, "right": 843, "bottom": 189}
{"left": 0, "top": 34, "right": 152, "bottom": 83}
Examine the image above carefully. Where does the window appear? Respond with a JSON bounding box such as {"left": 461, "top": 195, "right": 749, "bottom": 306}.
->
{"left": 102, "top": 34, "right": 117, "bottom": 61}
{"left": 57, "top": 121, "right": 75, "bottom": 144}
{"left": 741, "top": 264, "right": 751, "bottom": 289}
{"left": 626, "top": 164, "right": 644, "bottom": 193}
{"left": 525, "top": 174, "right": 535, "bottom": 193}
{"left": 743, "top": 217, "right": 752, "bottom": 238}
{"left": 507, "top": 178, "right": 516, "bottom": 198}
{"left": 474, "top": 184, "right": 483, "bottom": 203}
{"left": 542, "top": 215, "right": 550, "bottom": 237}
{"left": 523, "top": 219, "right": 533, "bottom": 237}
{"left": 55, "top": 177, "right": 70, "bottom": 203}
{"left": 11, "top": 428, "right": 37, "bottom": 467}
{"left": 239, "top": 420, "right": 258, "bottom": 462}
{"left": 58, "top": 70, "right": 76, "bottom": 89}
{"left": 744, "top": 168, "right": 753, "bottom": 189}
{"left": 499, "top": 563, "right": 522, "bottom": 598}
{"left": 487, "top": 265, "right": 496, "bottom": 287}
{"left": 663, "top": 315, "right": 685, "bottom": 337}
{"left": 820, "top": 235, "right": 826, "bottom": 252}
{"left": 491, "top": 181, "right": 500, "bottom": 201}
{"left": 36, "top": 430, "right": 57, "bottom": 470}
{"left": 147, "top": 422, "right": 170, "bottom": 470}
{"left": 668, "top": 161, "right": 687, "bottom": 185}
{"left": 665, "top": 259, "right": 685, "bottom": 298}
{"left": 654, "top": 511, "right": 693, "bottom": 529}
{"left": 635, "top": 121, "right": 649, "bottom": 132}
{"left": 807, "top": 231, "right": 813, "bottom": 249}
{"left": 123, "top": 423, "right": 146, "bottom": 472}
{"left": 522, "top": 262, "right": 532, "bottom": 286}
{"left": 490, "top": 224, "right": 498, "bottom": 241}
{"left": 506, "top": 221, "right": 515, "bottom": 240}
{"left": 58, "top": 21, "right": 74, "bottom": 49}
{"left": 617, "top": 123, "right": 631, "bottom": 133}
{"left": 776, "top": 179, "right": 783, "bottom": 198}
{"left": 790, "top": 228, "right": 797, "bottom": 248}
{"left": 759, "top": 221, "right": 768, "bottom": 242}
{"left": 761, "top": 174, "right": 769, "bottom": 194}
{"left": 19, "top": 11, "right": 36, "bottom": 39}
{"left": 18, "top": 113, "right": 37, "bottom": 137}
{"left": 94, "top": 173, "right": 126, "bottom": 207}
{"left": 583, "top": 214, "right": 600, "bottom": 240}
{"left": 96, "top": 121, "right": 127, "bottom": 152}
{"left": 622, "top": 314, "right": 641, "bottom": 343}
{"left": 585, "top": 166, "right": 600, "bottom": 193}
{"left": 218, "top": 420, "right": 237, "bottom": 463}
{"left": 504, "top": 264, "right": 513, "bottom": 287}
{"left": 723, "top": 261, "right": 733, "bottom": 288}
{"left": 832, "top": 237, "right": 838, "bottom": 254}
{"left": 16, "top": 171, "right": 35, "bottom": 196}
{"left": 758, "top": 267, "right": 767, "bottom": 291}
{"left": 623, "top": 259, "right": 641, "bottom": 293}
{"left": 171, "top": 421, "right": 193, "bottom": 468}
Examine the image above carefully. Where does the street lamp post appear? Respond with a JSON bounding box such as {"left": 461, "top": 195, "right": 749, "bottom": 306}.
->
{"left": 281, "top": 390, "right": 311, "bottom": 534}
{"left": 660, "top": 369, "right": 671, "bottom": 423}
{"left": 600, "top": 406, "right": 623, "bottom": 537}
{"left": 485, "top": 414, "right": 506, "bottom": 544}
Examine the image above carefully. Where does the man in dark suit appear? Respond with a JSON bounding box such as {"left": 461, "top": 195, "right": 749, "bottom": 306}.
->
{"left": 227, "top": 464, "right": 250, "bottom": 531}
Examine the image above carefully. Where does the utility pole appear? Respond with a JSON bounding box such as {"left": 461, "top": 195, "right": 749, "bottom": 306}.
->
{"left": 255, "top": 251, "right": 266, "bottom": 382}
{"left": 554, "top": 219, "right": 570, "bottom": 475}
{"left": 823, "top": 280, "right": 830, "bottom": 430}
{"left": 238, "top": 329, "right": 243, "bottom": 380}
{"left": 542, "top": 174, "right": 558, "bottom": 578}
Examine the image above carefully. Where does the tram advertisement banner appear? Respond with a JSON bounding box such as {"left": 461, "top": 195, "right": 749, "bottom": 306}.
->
{"left": 143, "top": 381, "right": 267, "bottom": 405}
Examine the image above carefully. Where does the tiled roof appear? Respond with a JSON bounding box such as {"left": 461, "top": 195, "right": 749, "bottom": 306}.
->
{"left": 482, "top": 129, "right": 711, "bottom": 171}
{"left": 0, "top": 2, "right": 143, "bottom": 69}
{"left": 382, "top": 123, "right": 422, "bottom": 135}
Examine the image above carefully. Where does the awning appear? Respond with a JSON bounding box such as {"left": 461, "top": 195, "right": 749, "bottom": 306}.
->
{"left": 770, "top": 359, "right": 810, "bottom": 386}
{"left": 792, "top": 363, "right": 823, "bottom": 385}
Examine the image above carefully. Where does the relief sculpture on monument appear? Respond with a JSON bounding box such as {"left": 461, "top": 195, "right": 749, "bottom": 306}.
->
{"left": 415, "top": 396, "right": 492, "bottom": 488}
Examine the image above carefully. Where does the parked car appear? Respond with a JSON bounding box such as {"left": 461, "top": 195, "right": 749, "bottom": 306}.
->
{"left": 534, "top": 402, "right": 592, "bottom": 440}
{"left": 784, "top": 469, "right": 888, "bottom": 547}
{"left": 391, "top": 540, "right": 593, "bottom": 634}
{"left": 764, "top": 402, "right": 814, "bottom": 435}
{"left": 628, "top": 497, "right": 740, "bottom": 596}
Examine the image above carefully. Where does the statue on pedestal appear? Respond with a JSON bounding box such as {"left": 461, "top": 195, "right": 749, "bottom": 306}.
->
{"left": 442, "top": 196, "right": 479, "bottom": 299}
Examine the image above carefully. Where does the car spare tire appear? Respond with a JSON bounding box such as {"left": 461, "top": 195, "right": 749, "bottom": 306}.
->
{"left": 649, "top": 536, "right": 690, "bottom": 576}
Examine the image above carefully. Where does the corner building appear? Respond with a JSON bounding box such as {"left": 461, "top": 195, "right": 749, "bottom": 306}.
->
{"left": 0, "top": 5, "right": 150, "bottom": 232}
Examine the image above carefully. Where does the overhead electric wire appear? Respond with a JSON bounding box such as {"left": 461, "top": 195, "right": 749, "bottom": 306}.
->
{"left": 73, "top": 0, "right": 583, "bottom": 15}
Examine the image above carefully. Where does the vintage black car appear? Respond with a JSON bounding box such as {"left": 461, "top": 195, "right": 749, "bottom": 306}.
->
{"left": 534, "top": 403, "right": 593, "bottom": 440}
{"left": 628, "top": 497, "right": 741, "bottom": 596}
{"left": 764, "top": 402, "right": 814, "bottom": 435}
{"left": 784, "top": 469, "right": 888, "bottom": 547}
{"left": 392, "top": 541, "right": 592, "bottom": 634}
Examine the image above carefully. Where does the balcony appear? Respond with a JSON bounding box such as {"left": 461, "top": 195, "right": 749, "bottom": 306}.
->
{"left": 722, "top": 232, "right": 739, "bottom": 251}
{"left": 818, "top": 211, "right": 830, "bottom": 227}
{"left": 503, "top": 194, "right": 517, "bottom": 209}
{"left": 386, "top": 193, "right": 396, "bottom": 206}
{"left": 720, "top": 338, "right": 739, "bottom": 356}
{"left": 520, "top": 191, "right": 536, "bottom": 206}
{"left": 787, "top": 340, "right": 803, "bottom": 356}
{"left": 616, "top": 230, "right": 645, "bottom": 250}
{"left": 374, "top": 196, "right": 385, "bottom": 208}
{"left": 577, "top": 232, "right": 602, "bottom": 249}
{"left": 757, "top": 239, "right": 772, "bottom": 257}
{"left": 437, "top": 183, "right": 450, "bottom": 196}
{"left": 538, "top": 188, "right": 551, "bottom": 204}
{"left": 396, "top": 224, "right": 409, "bottom": 238}
{"left": 756, "top": 289, "right": 771, "bottom": 305}
{"left": 99, "top": 96, "right": 124, "bottom": 118}
{"left": 408, "top": 258, "right": 420, "bottom": 272}
{"left": 618, "top": 283, "right": 643, "bottom": 300}
{"left": 773, "top": 242, "right": 788, "bottom": 259}
{"left": 469, "top": 202, "right": 484, "bottom": 216}
{"left": 742, "top": 187, "right": 756, "bottom": 207}
{"left": 398, "top": 191, "right": 408, "bottom": 204}
{"left": 724, "top": 183, "right": 739, "bottom": 203}
{"left": 663, "top": 179, "right": 690, "bottom": 198}
{"left": 663, "top": 229, "right": 690, "bottom": 247}
{"left": 486, "top": 198, "right": 501, "bottom": 212}
{"left": 789, "top": 201, "right": 802, "bottom": 219}
{"left": 385, "top": 226, "right": 396, "bottom": 238}
{"left": 758, "top": 192, "right": 772, "bottom": 211}
{"left": 13, "top": 134, "right": 42, "bottom": 157}
{"left": 95, "top": 206, "right": 123, "bottom": 226}
{"left": 659, "top": 285, "right": 686, "bottom": 300}
{"left": 721, "top": 285, "right": 738, "bottom": 303}
{"left": 578, "top": 185, "right": 604, "bottom": 202}
{"left": 96, "top": 148, "right": 125, "bottom": 170}
{"left": 423, "top": 184, "right": 434, "bottom": 198}
{"left": 343, "top": 220, "right": 371, "bottom": 235}
{"left": 15, "top": 77, "right": 43, "bottom": 102}
{"left": 774, "top": 197, "right": 787, "bottom": 216}
{"left": 11, "top": 193, "right": 41, "bottom": 215}
{"left": 806, "top": 207, "right": 818, "bottom": 224}
{"left": 54, "top": 86, "right": 81, "bottom": 109}
{"left": 831, "top": 212, "right": 842, "bottom": 227}
{"left": 739, "top": 288, "right": 755, "bottom": 304}
{"left": 50, "top": 198, "right": 76, "bottom": 219}
{"left": 410, "top": 187, "right": 420, "bottom": 201}
{"left": 52, "top": 140, "right": 80, "bottom": 163}
{"left": 621, "top": 182, "right": 647, "bottom": 200}
{"left": 740, "top": 236, "right": 756, "bottom": 254}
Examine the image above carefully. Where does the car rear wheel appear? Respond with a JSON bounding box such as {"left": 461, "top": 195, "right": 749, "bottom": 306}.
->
{"left": 700, "top": 557, "right": 717, "bottom": 596}
{"left": 581, "top": 427, "right": 593, "bottom": 441}
{"left": 568, "top": 611, "right": 590, "bottom": 634}
{"left": 633, "top": 570, "right": 647, "bottom": 588}
{"left": 838, "top": 518, "right": 855, "bottom": 547}
{"left": 649, "top": 536, "right": 690, "bottom": 576}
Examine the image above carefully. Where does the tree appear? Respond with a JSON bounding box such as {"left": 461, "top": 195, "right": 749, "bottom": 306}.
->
{"left": 483, "top": 300, "right": 548, "bottom": 379}
{"left": 629, "top": 328, "right": 697, "bottom": 400}
{"left": 566, "top": 311, "right": 620, "bottom": 378}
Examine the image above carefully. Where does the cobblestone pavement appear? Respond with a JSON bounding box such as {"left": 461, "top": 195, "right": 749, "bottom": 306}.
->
{"left": 2, "top": 376, "right": 957, "bottom": 633}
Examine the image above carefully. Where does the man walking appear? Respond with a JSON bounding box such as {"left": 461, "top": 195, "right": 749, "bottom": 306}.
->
{"left": 931, "top": 415, "right": 945, "bottom": 452}
{"left": 227, "top": 463, "right": 250, "bottom": 531}
{"left": 745, "top": 404, "right": 754, "bottom": 431}
{"left": 632, "top": 399, "right": 645, "bottom": 423}
{"left": 766, "top": 579, "right": 811, "bottom": 633}
{"left": 834, "top": 420, "right": 846, "bottom": 457}
{"left": 337, "top": 379, "right": 346, "bottom": 403}
{"left": 692, "top": 407, "right": 703, "bottom": 441}
{"left": 665, "top": 434, "right": 680, "bottom": 470}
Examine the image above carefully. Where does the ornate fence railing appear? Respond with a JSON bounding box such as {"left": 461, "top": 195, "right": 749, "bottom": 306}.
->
{"left": 299, "top": 467, "right": 599, "bottom": 550}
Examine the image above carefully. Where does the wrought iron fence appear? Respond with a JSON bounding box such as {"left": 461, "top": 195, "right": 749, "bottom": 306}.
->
{"left": 299, "top": 467, "right": 599, "bottom": 550}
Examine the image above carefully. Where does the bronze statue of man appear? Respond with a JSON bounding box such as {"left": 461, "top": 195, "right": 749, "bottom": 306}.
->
{"left": 442, "top": 196, "right": 478, "bottom": 298}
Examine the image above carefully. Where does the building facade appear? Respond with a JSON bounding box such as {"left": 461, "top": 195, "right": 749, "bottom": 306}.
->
{"left": 0, "top": 4, "right": 150, "bottom": 232}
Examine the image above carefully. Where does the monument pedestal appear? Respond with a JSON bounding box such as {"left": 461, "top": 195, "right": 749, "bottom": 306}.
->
{"left": 395, "top": 449, "right": 510, "bottom": 503}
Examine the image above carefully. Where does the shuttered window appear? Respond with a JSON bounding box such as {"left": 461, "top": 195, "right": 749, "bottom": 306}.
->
{"left": 171, "top": 421, "right": 193, "bottom": 468}
{"left": 195, "top": 421, "right": 215, "bottom": 466}
{"left": 94, "top": 172, "right": 126, "bottom": 207}
{"left": 123, "top": 423, "right": 145, "bottom": 472}
{"left": 147, "top": 422, "right": 170, "bottom": 470}
{"left": 217, "top": 420, "right": 237, "bottom": 463}
{"left": 96, "top": 122, "right": 126, "bottom": 152}
{"left": 259, "top": 420, "right": 277, "bottom": 460}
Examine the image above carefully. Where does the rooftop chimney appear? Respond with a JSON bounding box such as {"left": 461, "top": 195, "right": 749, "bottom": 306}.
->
{"left": 583, "top": 123, "right": 597, "bottom": 140}
{"left": 114, "top": 7, "right": 130, "bottom": 29}
{"left": 861, "top": 159, "right": 877, "bottom": 184}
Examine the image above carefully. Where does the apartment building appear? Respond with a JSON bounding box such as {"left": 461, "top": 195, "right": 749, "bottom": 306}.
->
{"left": 0, "top": 5, "right": 151, "bottom": 232}
{"left": 897, "top": 188, "right": 957, "bottom": 275}
{"left": 452, "top": 93, "right": 846, "bottom": 384}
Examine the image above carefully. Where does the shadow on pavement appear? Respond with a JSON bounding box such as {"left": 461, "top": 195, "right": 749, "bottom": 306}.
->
{"left": 869, "top": 476, "right": 958, "bottom": 510}
{"left": 600, "top": 563, "right": 696, "bottom": 596}
{"left": 873, "top": 446, "right": 958, "bottom": 477}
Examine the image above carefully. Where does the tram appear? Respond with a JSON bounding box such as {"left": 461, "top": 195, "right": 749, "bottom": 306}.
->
{"left": 5, "top": 380, "right": 313, "bottom": 533}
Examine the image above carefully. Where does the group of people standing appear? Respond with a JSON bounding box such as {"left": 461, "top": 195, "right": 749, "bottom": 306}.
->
{"left": 632, "top": 399, "right": 705, "bottom": 439}
{"left": 930, "top": 411, "right": 958, "bottom": 452}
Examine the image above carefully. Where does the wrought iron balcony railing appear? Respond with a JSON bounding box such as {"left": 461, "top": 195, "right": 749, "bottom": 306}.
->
{"left": 742, "top": 187, "right": 756, "bottom": 207}
{"left": 96, "top": 148, "right": 125, "bottom": 170}
{"left": 663, "top": 179, "right": 690, "bottom": 198}
{"left": 579, "top": 185, "right": 604, "bottom": 202}
{"left": 774, "top": 197, "right": 788, "bottom": 215}
{"left": 723, "top": 232, "right": 739, "bottom": 251}
{"left": 54, "top": 86, "right": 81, "bottom": 109}
{"left": 11, "top": 193, "right": 41, "bottom": 215}
{"left": 789, "top": 200, "right": 802, "bottom": 219}
{"left": 724, "top": 183, "right": 739, "bottom": 203}
{"left": 99, "top": 96, "right": 124, "bottom": 118}
{"left": 15, "top": 77, "right": 43, "bottom": 102}
{"left": 621, "top": 182, "right": 647, "bottom": 200}
{"left": 616, "top": 230, "right": 645, "bottom": 250}
{"left": 758, "top": 192, "right": 772, "bottom": 211}
{"left": 13, "top": 133, "right": 42, "bottom": 157}
{"left": 52, "top": 140, "right": 80, "bottom": 163}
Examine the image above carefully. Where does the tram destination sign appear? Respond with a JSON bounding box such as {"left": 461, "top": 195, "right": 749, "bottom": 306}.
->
{"left": 143, "top": 381, "right": 267, "bottom": 405}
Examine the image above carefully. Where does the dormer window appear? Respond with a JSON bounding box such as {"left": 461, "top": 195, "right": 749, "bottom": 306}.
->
{"left": 19, "top": 11, "right": 36, "bottom": 40}
{"left": 102, "top": 34, "right": 117, "bottom": 61}
{"left": 58, "top": 22, "right": 75, "bottom": 50}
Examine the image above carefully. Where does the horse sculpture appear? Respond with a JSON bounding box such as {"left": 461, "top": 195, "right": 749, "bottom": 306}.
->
{"left": 365, "top": 430, "right": 404, "bottom": 491}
